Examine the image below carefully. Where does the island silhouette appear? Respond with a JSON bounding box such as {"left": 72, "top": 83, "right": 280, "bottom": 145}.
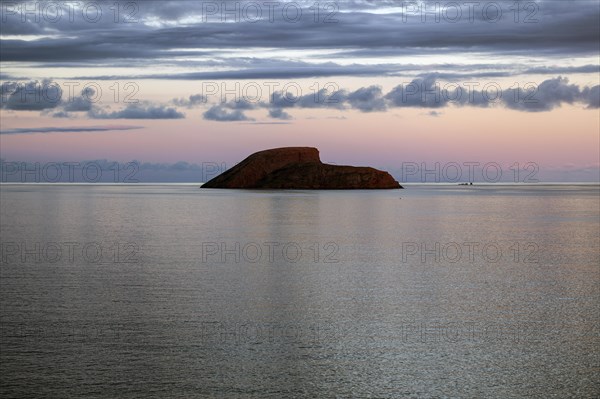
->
{"left": 202, "top": 147, "right": 402, "bottom": 189}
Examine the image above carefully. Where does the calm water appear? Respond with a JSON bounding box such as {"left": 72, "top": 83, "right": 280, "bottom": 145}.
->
{"left": 1, "top": 184, "right": 599, "bottom": 398}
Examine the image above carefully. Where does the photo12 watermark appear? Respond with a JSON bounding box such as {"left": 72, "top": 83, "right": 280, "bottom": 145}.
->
{"left": 194, "top": 79, "right": 542, "bottom": 112}
{"left": 397, "top": 1, "right": 540, "bottom": 24}
{"left": 0, "top": 160, "right": 227, "bottom": 183}
{"left": 398, "top": 320, "right": 554, "bottom": 344}
{"left": 201, "top": 241, "right": 340, "bottom": 264}
{"left": 1, "top": 1, "right": 140, "bottom": 24}
{"left": 198, "top": 1, "right": 339, "bottom": 23}
{"left": 400, "top": 241, "right": 539, "bottom": 264}
{"left": 199, "top": 80, "right": 342, "bottom": 105}
{"left": 1, "top": 81, "right": 141, "bottom": 109}
{"left": 399, "top": 162, "right": 540, "bottom": 183}
{"left": 0, "top": 241, "right": 141, "bottom": 264}
{"left": 0, "top": 161, "right": 140, "bottom": 183}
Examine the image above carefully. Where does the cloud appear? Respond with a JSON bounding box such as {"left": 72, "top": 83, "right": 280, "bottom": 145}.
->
{"left": 269, "top": 88, "right": 346, "bottom": 110}
{"left": 62, "top": 86, "right": 95, "bottom": 112}
{"left": 3, "top": 76, "right": 598, "bottom": 123}
{"left": 382, "top": 76, "right": 599, "bottom": 112}
{"left": 502, "top": 77, "right": 583, "bottom": 112}
{"left": 386, "top": 76, "right": 450, "bottom": 108}
{"left": 51, "top": 111, "right": 71, "bottom": 118}
{"left": 64, "top": 61, "right": 600, "bottom": 82}
{"left": 2, "top": 82, "right": 98, "bottom": 114}
{"left": 2, "top": 0, "right": 598, "bottom": 109}
{"left": 224, "top": 100, "right": 258, "bottom": 110}
{"left": 345, "top": 85, "right": 387, "bottom": 112}
{"left": 0, "top": 125, "right": 143, "bottom": 135}
{"left": 89, "top": 104, "right": 185, "bottom": 119}
{"left": 203, "top": 105, "right": 253, "bottom": 121}
{"left": 268, "top": 108, "right": 293, "bottom": 120}
{"left": 580, "top": 85, "right": 600, "bottom": 109}
{"left": 171, "top": 94, "right": 207, "bottom": 108}
{"left": 2, "top": 1, "right": 598, "bottom": 66}
{"left": 288, "top": 77, "right": 600, "bottom": 117}
{"left": 74, "top": 64, "right": 401, "bottom": 81}
{"left": 523, "top": 65, "right": 600, "bottom": 75}
{"left": 1, "top": 72, "right": 187, "bottom": 125}
{"left": 1, "top": 80, "right": 61, "bottom": 110}
{"left": 0, "top": 81, "right": 18, "bottom": 95}
{"left": 194, "top": 77, "right": 600, "bottom": 121}
{"left": 243, "top": 121, "right": 292, "bottom": 125}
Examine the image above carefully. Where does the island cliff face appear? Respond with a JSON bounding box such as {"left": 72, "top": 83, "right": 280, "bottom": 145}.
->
{"left": 202, "top": 147, "right": 402, "bottom": 189}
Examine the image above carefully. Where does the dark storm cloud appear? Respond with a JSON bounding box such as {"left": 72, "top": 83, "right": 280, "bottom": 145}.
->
{"left": 0, "top": 73, "right": 20, "bottom": 80}
{"left": 0, "top": 36, "right": 212, "bottom": 62}
{"left": 523, "top": 65, "right": 600, "bottom": 75}
{"left": 72, "top": 64, "right": 400, "bottom": 81}
{"left": 1, "top": 1, "right": 598, "bottom": 63}
{"left": 66, "top": 62, "right": 600, "bottom": 82}
{"left": 2, "top": 1, "right": 599, "bottom": 122}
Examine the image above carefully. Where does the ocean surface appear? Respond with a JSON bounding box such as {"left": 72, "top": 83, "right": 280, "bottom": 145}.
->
{"left": 1, "top": 184, "right": 599, "bottom": 398}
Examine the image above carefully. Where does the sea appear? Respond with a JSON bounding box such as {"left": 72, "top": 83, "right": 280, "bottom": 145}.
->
{"left": 1, "top": 184, "right": 599, "bottom": 398}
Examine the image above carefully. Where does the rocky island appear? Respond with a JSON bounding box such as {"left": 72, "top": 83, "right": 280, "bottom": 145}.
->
{"left": 202, "top": 147, "right": 402, "bottom": 189}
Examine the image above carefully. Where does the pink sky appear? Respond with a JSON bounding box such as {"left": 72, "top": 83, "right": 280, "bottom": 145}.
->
{"left": 1, "top": 105, "right": 598, "bottom": 174}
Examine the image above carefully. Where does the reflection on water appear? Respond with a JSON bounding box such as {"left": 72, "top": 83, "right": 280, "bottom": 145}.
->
{"left": 1, "top": 184, "right": 599, "bottom": 397}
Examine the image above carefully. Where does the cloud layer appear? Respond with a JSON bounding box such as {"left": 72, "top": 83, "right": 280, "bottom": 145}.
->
{"left": 0, "top": 125, "right": 143, "bottom": 135}
{"left": 2, "top": 1, "right": 599, "bottom": 63}
{"left": 1, "top": 1, "right": 599, "bottom": 123}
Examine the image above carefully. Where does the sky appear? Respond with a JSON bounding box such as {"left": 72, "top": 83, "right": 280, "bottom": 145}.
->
{"left": 0, "top": 0, "right": 599, "bottom": 182}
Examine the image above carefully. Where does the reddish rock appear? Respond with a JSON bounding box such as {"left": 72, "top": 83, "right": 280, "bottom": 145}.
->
{"left": 202, "top": 147, "right": 402, "bottom": 189}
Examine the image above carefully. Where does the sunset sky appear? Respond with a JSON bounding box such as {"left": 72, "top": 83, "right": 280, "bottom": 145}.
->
{"left": 1, "top": 0, "right": 599, "bottom": 182}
